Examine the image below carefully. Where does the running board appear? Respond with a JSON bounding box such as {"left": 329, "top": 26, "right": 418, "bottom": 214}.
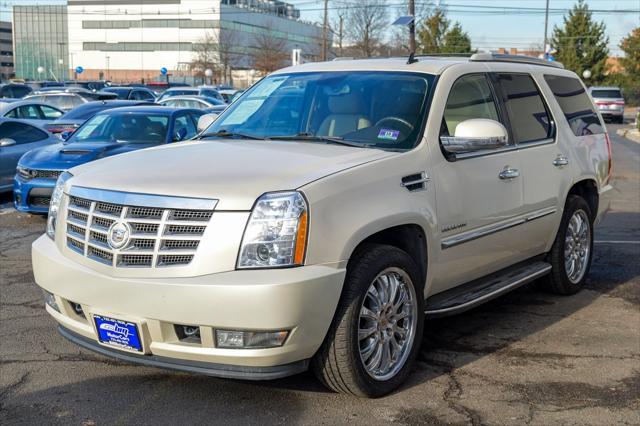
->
{"left": 425, "top": 260, "right": 552, "bottom": 318}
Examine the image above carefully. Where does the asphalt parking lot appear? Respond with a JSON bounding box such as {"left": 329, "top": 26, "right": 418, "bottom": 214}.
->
{"left": 1, "top": 123, "right": 638, "bottom": 425}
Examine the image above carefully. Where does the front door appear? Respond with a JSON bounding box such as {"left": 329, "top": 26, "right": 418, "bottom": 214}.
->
{"left": 428, "top": 73, "right": 526, "bottom": 294}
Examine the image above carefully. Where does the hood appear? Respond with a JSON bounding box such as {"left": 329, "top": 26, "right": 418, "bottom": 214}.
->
{"left": 69, "top": 140, "right": 395, "bottom": 210}
{"left": 19, "top": 141, "right": 156, "bottom": 170}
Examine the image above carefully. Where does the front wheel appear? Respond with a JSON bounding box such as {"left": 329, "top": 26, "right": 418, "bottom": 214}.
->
{"left": 312, "top": 244, "right": 424, "bottom": 397}
{"left": 542, "top": 195, "right": 594, "bottom": 295}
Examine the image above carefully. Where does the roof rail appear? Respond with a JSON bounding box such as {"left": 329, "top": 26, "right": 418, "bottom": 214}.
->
{"left": 470, "top": 52, "right": 564, "bottom": 69}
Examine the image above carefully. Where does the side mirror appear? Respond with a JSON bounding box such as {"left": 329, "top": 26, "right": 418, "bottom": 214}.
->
{"left": 0, "top": 138, "right": 16, "bottom": 147}
{"left": 60, "top": 131, "right": 73, "bottom": 141}
{"left": 440, "top": 119, "right": 508, "bottom": 153}
{"left": 197, "top": 113, "right": 218, "bottom": 133}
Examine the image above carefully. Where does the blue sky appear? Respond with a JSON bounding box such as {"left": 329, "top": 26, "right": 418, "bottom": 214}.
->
{"left": 1, "top": 0, "right": 638, "bottom": 55}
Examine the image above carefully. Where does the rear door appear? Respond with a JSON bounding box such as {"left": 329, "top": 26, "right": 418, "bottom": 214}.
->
{"left": 490, "top": 71, "right": 565, "bottom": 256}
{"left": 429, "top": 72, "right": 526, "bottom": 293}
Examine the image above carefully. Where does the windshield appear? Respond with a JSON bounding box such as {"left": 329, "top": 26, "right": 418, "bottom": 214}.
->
{"left": 204, "top": 72, "right": 435, "bottom": 150}
{"left": 591, "top": 89, "right": 622, "bottom": 99}
{"left": 70, "top": 113, "right": 169, "bottom": 144}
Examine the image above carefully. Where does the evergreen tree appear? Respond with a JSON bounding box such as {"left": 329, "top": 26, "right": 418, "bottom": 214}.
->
{"left": 417, "top": 9, "right": 449, "bottom": 53}
{"left": 441, "top": 22, "right": 472, "bottom": 54}
{"left": 551, "top": 0, "right": 609, "bottom": 83}
{"left": 619, "top": 28, "right": 640, "bottom": 85}
{"left": 417, "top": 9, "right": 472, "bottom": 54}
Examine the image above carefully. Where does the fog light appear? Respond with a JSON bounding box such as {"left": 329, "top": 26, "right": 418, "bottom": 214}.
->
{"left": 42, "top": 289, "right": 59, "bottom": 312}
{"left": 15, "top": 194, "right": 22, "bottom": 204}
{"left": 174, "top": 324, "right": 201, "bottom": 343}
{"left": 216, "top": 329, "right": 288, "bottom": 349}
{"left": 70, "top": 301, "right": 85, "bottom": 318}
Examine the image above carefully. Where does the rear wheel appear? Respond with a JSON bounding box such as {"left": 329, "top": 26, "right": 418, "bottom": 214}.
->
{"left": 312, "top": 244, "right": 424, "bottom": 397}
{"left": 542, "top": 195, "right": 594, "bottom": 295}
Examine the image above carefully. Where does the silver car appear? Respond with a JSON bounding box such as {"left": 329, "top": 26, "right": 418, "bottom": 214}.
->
{"left": 0, "top": 100, "right": 65, "bottom": 126}
{"left": 589, "top": 86, "right": 624, "bottom": 124}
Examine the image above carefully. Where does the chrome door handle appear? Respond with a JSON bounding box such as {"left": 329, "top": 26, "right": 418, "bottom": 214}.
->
{"left": 499, "top": 167, "right": 520, "bottom": 180}
{"left": 553, "top": 155, "right": 569, "bottom": 167}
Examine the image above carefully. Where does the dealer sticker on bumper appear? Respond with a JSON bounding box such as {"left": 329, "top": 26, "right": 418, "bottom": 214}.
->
{"left": 94, "top": 315, "right": 143, "bottom": 352}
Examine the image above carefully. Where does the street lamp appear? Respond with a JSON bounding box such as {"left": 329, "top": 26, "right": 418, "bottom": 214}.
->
{"left": 582, "top": 70, "right": 592, "bottom": 80}
{"left": 204, "top": 68, "right": 213, "bottom": 85}
{"left": 106, "top": 56, "right": 110, "bottom": 81}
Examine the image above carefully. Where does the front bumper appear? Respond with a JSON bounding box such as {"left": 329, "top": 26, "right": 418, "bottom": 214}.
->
{"left": 14, "top": 176, "right": 56, "bottom": 213}
{"left": 33, "top": 235, "right": 345, "bottom": 378}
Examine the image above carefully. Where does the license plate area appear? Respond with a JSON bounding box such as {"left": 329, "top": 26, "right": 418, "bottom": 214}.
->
{"left": 94, "top": 315, "right": 143, "bottom": 353}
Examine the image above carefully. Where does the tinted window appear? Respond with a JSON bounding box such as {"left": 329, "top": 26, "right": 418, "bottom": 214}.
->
{"left": 17, "top": 105, "right": 42, "bottom": 119}
{"left": 494, "top": 73, "right": 553, "bottom": 143}
{"left": 173, "top": 113, "right": 197, "bottom": 140}
{"left": 104, "top": 88, "right": 131, "bottom": 99}
{"left": 442, "top": 73, "right": 500, "bottom": 138}
{"left": 10, "top": 86, "right": 32, "bottom": 98}
{"left": 591, "top": 89, "right": 622, "bottom": 99}
{"left": 40, "top": 105, "right": 64, "bottom": 119}
{"left": 544, "top": 75, "right": 604, "bottom": 136}
{"left": 0, "top": 121, "right": 48, "bottom": 143}
{"left": 63, "top": 103, "right": 110, "bottom": 120}
{"left": 132, "top": 90, "right": 154, "bottom": 100}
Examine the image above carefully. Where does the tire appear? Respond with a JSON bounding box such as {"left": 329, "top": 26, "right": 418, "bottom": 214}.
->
{"left": 312, "top": 244, "right": 424, "bottom": 397}
{"left": 541, "top": 195, "right": 594, "bottom": 295}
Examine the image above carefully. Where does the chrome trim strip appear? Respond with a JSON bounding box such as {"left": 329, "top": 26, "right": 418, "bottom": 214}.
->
{"left": 69, "top": 186, "right": 218, "bottom": 210}
{"left": 400, "top": 177, "right": 431, "bottom": 187}
{"left": 525, "top": 206, "right": 557, "bottom": 221}
{"left": 441, "top": 217, "right": 525, "bottom": 249}
{"left": 441, "top": 206, "right": 557, "bottom": 249}
{"left": 425, "top": 263, "right": 552, "bottom": 317}
{"left": 452, "top": 138, "right": 555, "bottom": 161}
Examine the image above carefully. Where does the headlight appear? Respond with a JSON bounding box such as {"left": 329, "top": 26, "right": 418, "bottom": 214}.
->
{"left": 237, "top": 191, "right": 308, "bottom": 268}
{"left": 16, "top": 165, "right": 33, "bottom": 180}
{"left": 46, "top": 171, "right": 73, "bottom": 240}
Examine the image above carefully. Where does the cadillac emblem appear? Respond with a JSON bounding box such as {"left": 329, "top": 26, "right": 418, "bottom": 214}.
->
{"left": 107, "top": 221, "right": 131, "bottom": 249}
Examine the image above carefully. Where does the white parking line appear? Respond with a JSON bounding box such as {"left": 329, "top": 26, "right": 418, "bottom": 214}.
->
{"left": 595, "top": 240, "right": 640, "bottom": 244}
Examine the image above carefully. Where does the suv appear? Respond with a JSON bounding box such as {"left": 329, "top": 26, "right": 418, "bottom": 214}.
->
{"left": 588, "top": 86, "right": 625, "bottom": 124}
{"left": 32, "top": 54, "right": 613, "bottom": 397}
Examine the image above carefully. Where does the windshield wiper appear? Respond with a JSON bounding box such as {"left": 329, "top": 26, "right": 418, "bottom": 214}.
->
{"left": 198, "top": 129, "right": 265, "bottom": 140}
{"left": 267, "top": 133, "right": 372, "bottom": 148}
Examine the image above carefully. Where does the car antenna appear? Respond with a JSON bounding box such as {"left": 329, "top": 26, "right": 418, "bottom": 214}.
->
{"left": 407, "top": 52, "right": 418, "bottom": 65}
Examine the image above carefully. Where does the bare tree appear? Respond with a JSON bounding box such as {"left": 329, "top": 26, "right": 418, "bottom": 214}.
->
{"left": 191, "top": 30, "right": 240, "bottom": 85}
{"left": 252, "top": 25, "right": 288, "bottom": 74}
{"left": 344, "top": 0, "right": 388, "bottom": 58}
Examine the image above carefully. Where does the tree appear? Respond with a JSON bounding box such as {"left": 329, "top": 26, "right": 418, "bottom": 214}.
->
{"left": 441, "top": 22, "right": 472, "bottom": 54}
{"left": 251, "top": 25, "right": 288, "bottom": 74}
{"left": 344, "top": 0, "right": 387, "bottom": 58}
{"left": 551, "top": 0, "right": 609, "bottom": 84}
{"left": 191, "top": 30, "right": 240, "bottom": 85}
{"left": 417, "top": 9, "right": 472, "bottom": 54}
{"left": 417, "top": 9, "right": 449, "bottom": 53}
{"left": 619, "top": 28, "right": 640, "bottom": 84}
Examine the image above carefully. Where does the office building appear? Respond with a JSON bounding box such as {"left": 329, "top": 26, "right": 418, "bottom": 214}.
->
{"left": 67, "top": 0, "right": 324, "bottom": 84}
{"left": 0, "top": 21, "right": 13, "bottom": 81}
{"left": 12, "top": 5, "right": 69, "bottom": 81}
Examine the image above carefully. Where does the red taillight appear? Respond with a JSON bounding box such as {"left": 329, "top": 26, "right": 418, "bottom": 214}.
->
{"left": 605, "top": 133, "right": 613, "bottom": 184}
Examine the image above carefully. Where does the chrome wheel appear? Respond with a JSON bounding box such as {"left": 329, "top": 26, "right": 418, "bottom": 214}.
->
{"left": 358, "top": 267, "right": 417, "bottom": 381}
{"left": 564, "top": 209, "right": 591, "bottom": 284}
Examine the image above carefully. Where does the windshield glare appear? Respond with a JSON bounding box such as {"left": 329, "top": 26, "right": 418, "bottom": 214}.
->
{"left": 205, "top": 71, "right": 435, "bottom": 150}
{"left": 70, "top": 113, "right": 169, "bottom": 144}
{"left": 592, "top": 89, "right": 622, "bottom": 99}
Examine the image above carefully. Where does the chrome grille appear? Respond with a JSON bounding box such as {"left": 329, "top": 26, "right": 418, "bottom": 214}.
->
{"left": 64, "top": 193, "right": 214, "bottom": 268}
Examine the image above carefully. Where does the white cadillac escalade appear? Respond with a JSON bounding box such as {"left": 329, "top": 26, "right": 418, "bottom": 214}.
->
{"left": 32, "top": 53, "right": 613, "bottom": 397}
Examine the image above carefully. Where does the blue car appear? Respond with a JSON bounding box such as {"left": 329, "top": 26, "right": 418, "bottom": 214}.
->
{"left": 0, "top": 118, "right": 58, "bottom": 193}
{"left": 14, "top": 106, "right": 205, "bottom": 213}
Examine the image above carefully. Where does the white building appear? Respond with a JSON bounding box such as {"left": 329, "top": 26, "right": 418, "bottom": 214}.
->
{"left": 67, "top": 0, "right": 324, "bottom": 85}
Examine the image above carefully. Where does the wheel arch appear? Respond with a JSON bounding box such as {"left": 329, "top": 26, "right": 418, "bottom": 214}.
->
{"left": 345, "top": 223, "right": 429, "bottom": 288}
{"left": 566, "top": 178, "right": 599, "bottom": 220}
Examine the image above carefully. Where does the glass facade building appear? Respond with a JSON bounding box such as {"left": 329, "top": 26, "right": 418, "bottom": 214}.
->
{"left": 13, "top": 5, "right": 69, "bottom": 81}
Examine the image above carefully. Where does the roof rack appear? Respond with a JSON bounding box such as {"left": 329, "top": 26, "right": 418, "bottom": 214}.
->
{"left": 469, "top": 52, "right": 564, "bottom": 69}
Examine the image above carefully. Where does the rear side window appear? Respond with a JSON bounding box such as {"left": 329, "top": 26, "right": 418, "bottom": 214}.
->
{"left": 0, "top": 121, "right": 48, "bottom": 143}
{"left": 543, "top": 75, "right": 604, "bottom": 136}
{"left": 494, "top": 73, "right": 553, "bottom": 143}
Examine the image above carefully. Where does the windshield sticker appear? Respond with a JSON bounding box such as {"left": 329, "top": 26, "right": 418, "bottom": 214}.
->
{"left": 378, "top": 129, "right": 400, "bottom": 141}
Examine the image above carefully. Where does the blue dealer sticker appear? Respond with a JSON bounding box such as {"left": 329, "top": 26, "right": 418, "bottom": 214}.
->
{"left": 94, "top": 315, "right": 143, "bottom": 352}
{"left": 378, "top": 128, "right": 400, "bottom": 141}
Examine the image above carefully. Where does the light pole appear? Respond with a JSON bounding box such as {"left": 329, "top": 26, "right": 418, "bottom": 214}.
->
{"left": 106, "top": 56, "right": 110, "bottom": 81}
{"left": 582, "top": 70, "right": 592, "bottom": 80}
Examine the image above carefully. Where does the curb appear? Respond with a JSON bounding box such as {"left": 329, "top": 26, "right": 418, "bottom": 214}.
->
{"left": 616, "top": 128, "right": 640, "bottom": 144}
